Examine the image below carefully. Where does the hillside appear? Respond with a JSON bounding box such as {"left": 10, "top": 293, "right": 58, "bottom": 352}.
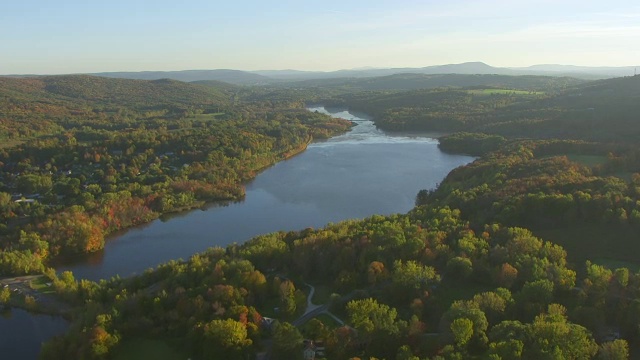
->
{"left": 0, "top": 74, "right": 352, "bottom": 274}
{"left": 479, "top": 75, "right": 640, "bottom": 141}
{"left": 1, "top": 75, "right": 230, "bottom": 106}
{"left": 190, "top": 79, "right": 241, "bottom": 91}
{"left": 329, "top": 75, "right": 640, "bottom": 142}
{"left": 0, "top": 75, "right": 234, "bottom": 139}
{"left": 276, "top": 73, "right": 585, "bottom": 92}
{"left": 91, "top": 69, "right": 270, "bottom": 85}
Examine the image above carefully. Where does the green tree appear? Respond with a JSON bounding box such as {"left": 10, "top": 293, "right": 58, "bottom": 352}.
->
{"left": 347, "top": 298, "right": 401, "bottom": 337}
{"left": 598, "top": 339, "right": 629, "bottom": 360}
{"left": 347, "top": 298, "right": 404, "bottom": 358}
{"left": 489, "top": 339, "right": 524, "bottom": 359}
{"left": 396, "top": 344, "right": 419, "bottom": 360}
{"left": 279, "top": 280, "right": 297, "bottom": 317}
{"left": 441, "top": 300, "right": 489, "bottom": 352}
{"left": 0, "top": 286, "right": 10, "bottom": 304}
{"left": 391, "top": 260, "right": 439, "bottom": 302}
{"left": 516, "top": 279, "right": 554, "bottom": 320}
{"left": 472, "top": 291, "right": 508, "bottom": 324}
{"left": 528, "top": 305, "right": 598, "bottom": 359}
{"left": 582, "top": 261, "right": 613, "bottom": 307}
{"left": 450, "top": 318, "right": 474, "bottom": 347}
{"left": 446, "top": 257, "right": 473, "bottom": 280}
{"left": 272, "top": 322, "right": 303, "bottom": 359}
{"left": 18, "top": 231, "right": 49, "bottom": 259}
{"left": 202, "top": 318, "right": 252, "bottom": 360}
{"left": 613, "top": 268, "right": 629, "bottom": 288}
{"left": 16, "top": 174, "right": 53, "bottom": 194}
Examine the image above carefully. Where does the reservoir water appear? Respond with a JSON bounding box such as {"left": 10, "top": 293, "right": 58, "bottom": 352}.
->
{"left": 1, "top": 106, "right": 474, "bottom": 359}
{"left": 61, "top": 107, "right": 475, "bottom": 280}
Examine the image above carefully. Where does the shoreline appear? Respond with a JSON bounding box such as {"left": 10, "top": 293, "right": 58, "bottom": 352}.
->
{"left": 50, "top": 125, "right": 331, "bottom": 273}
{"left": 0, "top": 275, "right": 73, "bottom": 319}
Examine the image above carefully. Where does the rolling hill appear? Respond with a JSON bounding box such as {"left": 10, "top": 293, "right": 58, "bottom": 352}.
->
{"left": 0, "top": 75, "right": 235, "bottom": 139}
{"left": 327, "top": 74, "right": 640, "bottom": 142}
{"left": 276, "top": 73, "right": 585, "bottom": 91}
{"left": 91, "top": 69, "right": 270, "bottom": 85}
{"left": 0, "top": 75, "right": 232, "bottom": 109}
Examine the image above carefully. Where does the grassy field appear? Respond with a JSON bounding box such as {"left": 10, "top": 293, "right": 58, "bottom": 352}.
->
{"left": 190, "top": 112, "right": 225, "bottom": 121}
{"left": 533, "top": 223, "right": 640, "bottom": 270}
{"left": 0, "top": 138, "right": 26, "bottom": 149}
{"left": 112, "top": 339, "right": 188, "bottom": 360}
{"left": 565, "top": 154, "right": 609, "bottom": 168}
{"left": 29, "top": 276, "right": 55, "bottom": 294}
{"left": 465, "top": 89, "right": 544, "bottom": 96}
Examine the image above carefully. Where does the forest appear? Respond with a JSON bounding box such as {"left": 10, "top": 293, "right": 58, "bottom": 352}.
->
{"left": 0, "top": 75, "right": 351, "bottom": 274}
{"left": 2, "top": 73, "right": 640, "bottom": 359}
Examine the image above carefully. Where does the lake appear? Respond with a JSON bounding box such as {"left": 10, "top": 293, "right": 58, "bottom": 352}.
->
{"left": 60, "top": 106, "right": 475, "bottom": 281}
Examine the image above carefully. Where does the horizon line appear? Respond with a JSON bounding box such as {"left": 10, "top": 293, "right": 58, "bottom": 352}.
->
{"left": 2, "top": 61, "right": 639, "bottom": 77}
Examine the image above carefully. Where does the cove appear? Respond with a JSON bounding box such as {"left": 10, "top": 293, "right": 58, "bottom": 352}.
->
{"left": 59, "top": 107, "right": 475, "bottom": 281}
{"left": 0, "top": 308, "right": 68, "bottom": 359}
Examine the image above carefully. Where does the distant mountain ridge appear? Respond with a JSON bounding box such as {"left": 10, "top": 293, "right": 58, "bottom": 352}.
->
{"left": 510, "top": 64, "right": 638, "bottom": 78}
{"left": 7, "top": 62, "right": 636, "bottom": 85}
{"left": 252, "top": 62, "right": 510, "bottom": 81}
{"left": 270, "top": 73, "right": 586, "bottom": 92}
{"left": 255, "top": 62, "right": 637, "bottom": 81}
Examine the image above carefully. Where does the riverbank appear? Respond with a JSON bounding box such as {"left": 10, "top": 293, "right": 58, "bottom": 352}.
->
{"left": 22, "top": 123, "right": 348, "bottom": 278}
{"left": 92, "top": 133, "right": 338, "bottom": 249}
{"left": 2, "top": 134, "right": 336, "bottom": 317}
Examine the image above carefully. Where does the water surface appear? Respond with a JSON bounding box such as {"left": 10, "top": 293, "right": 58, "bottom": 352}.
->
{"left": 0, "top": 308, "right": 68, "bottom": 359}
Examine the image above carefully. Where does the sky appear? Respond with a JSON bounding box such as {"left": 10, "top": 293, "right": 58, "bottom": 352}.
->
{"left": 1, "top": 0, "right": 639, "bottom": 74}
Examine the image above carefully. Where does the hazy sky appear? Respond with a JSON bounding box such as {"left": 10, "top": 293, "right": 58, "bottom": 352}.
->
{"left": 1, "top": 0, "right": 639, "bottom": 74}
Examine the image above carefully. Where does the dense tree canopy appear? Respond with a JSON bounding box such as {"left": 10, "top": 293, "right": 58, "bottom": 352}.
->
{"left": 0, "top": 75, "right": 351, "bottom": 275}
